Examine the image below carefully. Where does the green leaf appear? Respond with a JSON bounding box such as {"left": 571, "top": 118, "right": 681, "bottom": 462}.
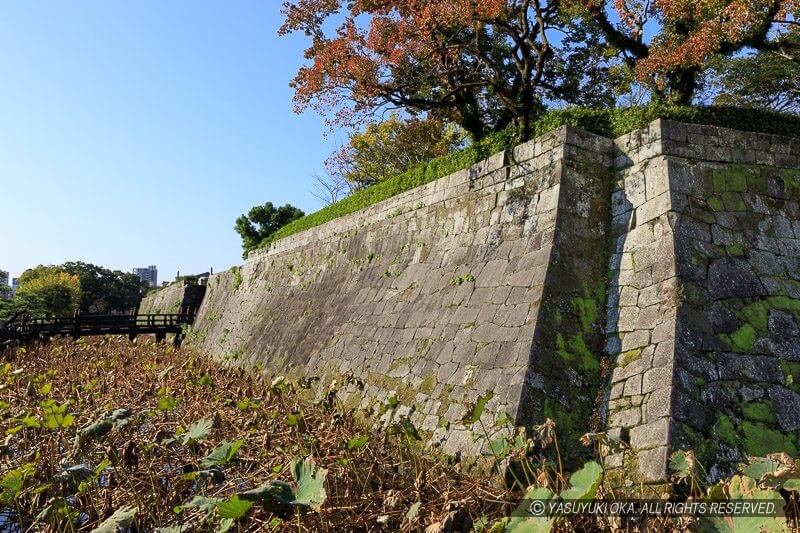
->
{"left": 488, "top": 436, "right": 510, "bottom": 458}
{"left": 1, "top": 464, "right": 34, "bottom": 505}
{"left": 43, "top": 410, "right": 74, "bottom": 429}
{"left": 670, "top": 450, "right": 697, "bottom": 482}
{"left": 239, "top": 480, "right": 295, "bottom": 504}
{"left": 783, "top": 478, "right": 800, "bottom": 492}
{"left": 285, "top": 412, "right": 302, "bottom": 427}
{"left": 201, "top": 440, "right": 244, "bottom": 468}
{"left": 19, "top": 413, "right": 41, "bottom": 428}
{"left": 157, "top": 393, "right": 179, "bottom": 412}
{"left": 505, "top": 486, "right": 555, "bottom": 533}
{"left": 406, "top": 501, "right": 421, "bottom": 521}
{"left": 291, "top": 457, "right": 328, "bottom": 511}
{"left": 155, "top": 525, "right": 190, "bottom": 533}
{"left": 741, "top": 457, "right": 779, "bottom": 480}
{"left": 380, "top": 394, "right": 398, "bottom": 414}
{"left": 347, "top": 435, "right": 369, "bottom": 450}
{"left": 215, "top": 495, "right": 253, "bottom": 519}
{"left": 560, "top": 461, "right": 603, "bottom": 501}
{"left": 391, "top": 418, "right": 422, "bottom": 440}
{"left": 462, "top": 391, "right": 494, "bottom": 425}
{"left": 216, "top": 518, "right": 236, "bottom": 533}
{"left": 90, "top": 506, "right": 138, "bottom": 533}
{"left": 701, "top": 475, "right": 788, "bottom": 533}
{"left": 181, "top": 418, "right": 213, "bottom": 445}
{"left": 176, "top": 495, "right": 222, "bottom": 514}
{"left": 196, "top": 374, "right": 214, "bottom": 387}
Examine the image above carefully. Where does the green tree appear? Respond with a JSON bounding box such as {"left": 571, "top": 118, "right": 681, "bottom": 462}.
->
{"left": 14, "top": 267, "right": 82, "bottom": 318}
{"left": 60, "top": 262, "right": 148, "bottom": 314}
{"left": 326, "top": 116, "right": 465, "bottom": 190}
{"left": 235, "top": 203, "right": 305, "bottom": 257}
{"left": 706, "top": 48, "right": 800, "bottom": 113}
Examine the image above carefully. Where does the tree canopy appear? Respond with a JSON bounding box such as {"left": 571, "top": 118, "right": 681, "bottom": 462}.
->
{"left": 235, "top": 202, "right": 306, "bottom": 256}
{"left": 326, "top": 115, "right": 465, "bottom": 189}
{"left": 280, "top": 0, "right": 613, "bottom": 139}
{"left": 579, "top": 0, "right": 799, "bottom": 104}
{"left": 281, "top": 0, "right": 799, "bottom": 133}
{"left": 59, "top": 262, "right": 148, "bottom": 314}
{"left": 13, "top": 267, "right": 82, "bottom": 318}
{"left": 1, "top": 263, "right": 148, "bottom": 320}
{"left": 707, "top": 42, "right": 800, "bottom": 113}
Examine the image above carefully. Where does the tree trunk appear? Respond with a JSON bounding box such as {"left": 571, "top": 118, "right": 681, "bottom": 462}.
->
{"left": 666, "top": 67, "right": 699, "bottom": 105}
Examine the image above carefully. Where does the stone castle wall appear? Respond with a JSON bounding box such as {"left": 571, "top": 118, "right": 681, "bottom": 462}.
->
{"left": 141, "top": 120, "right": 800, "bottom": 481}
{"left": 603, "top": 121, "right": 800, "bottom": 482}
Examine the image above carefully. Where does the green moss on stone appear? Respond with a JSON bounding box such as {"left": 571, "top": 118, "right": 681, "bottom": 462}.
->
{"left": 419, "top": 372, "right": 438, "bottom": 395}
{"left": 741, "top": 401, "right": 776, "bottom": 424}
{"left": 567, "top": 334, "right": 600, "bottom": 372}
{"left": 619, "top": 348, "right": 643, "bottom": 367}
{"left": 570, "top": 296, "right": 598, "bottom": 333}
{"left": 727, "top": 171, "right": 749, "bottom": 192}
{"left": 708, "top": 196, "right": 725, "bottom": 211}
{"left": 721, "top": 191, "right": 747, "bottom": 211}
{"left": 691, "top": 250, "right": 710, "bottom": 269}
{"left": 780, "top": 361, "right": 800, "bottom": 394}
{"left": 727, "top": 324, "right": 758, "bottom": 352}
{"left": 780, "top": 168, "right": 800, "bottom": 196}
{"left": 766, "top": 296, "right": 800, "bottom": 318}
{"left": 231, "top": 266, "right": 243, "bottom": 291}
{"left": 737, "top": 301, "right": 769, "bottom": 335}
{"left": 726, "top": 244, "right": 745, "bottom": 257}
{"left": 715, "top": 413, "right": 738, "bottom": 446}
{"left": 741, "top": 421, "right": 798, "bottom": 456}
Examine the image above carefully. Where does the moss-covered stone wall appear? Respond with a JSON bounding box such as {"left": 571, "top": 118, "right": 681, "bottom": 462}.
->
{"left": 603, "top": 120, "right": 800, "bottom": 484}
{"left": 141, "top": 119, "right": 799, "bottom": 480}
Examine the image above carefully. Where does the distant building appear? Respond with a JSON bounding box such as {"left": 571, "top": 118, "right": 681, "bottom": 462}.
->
{"left": 133, "top": 265, "right": 158, "bottom": 288}
{"left": 0, "top": 270, "right": 9, "bottom": 299}
{"left": 11, "top": 278, "right": 19, "bottom": 296}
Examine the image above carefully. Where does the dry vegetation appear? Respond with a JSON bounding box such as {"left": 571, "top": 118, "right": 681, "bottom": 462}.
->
{"left": 0, "top": 337, "right": 514, "bottom": 532}
{"left": 1, "top": 337, "right": 798, "bottom": 532}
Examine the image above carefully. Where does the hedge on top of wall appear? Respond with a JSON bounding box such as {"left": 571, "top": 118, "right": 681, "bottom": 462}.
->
{"left": 257, "top": 105, "right": 800, "bottom": 252}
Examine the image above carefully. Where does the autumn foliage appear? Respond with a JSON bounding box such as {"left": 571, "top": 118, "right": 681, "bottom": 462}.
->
{"left": 280, "top": 0, "right": 611, "bottom": 139}
{"left": 281, "top": 0, "right": 799, "bottom": 124}
{"left": 584, "top": 0, "right": 800, "bottom": 102}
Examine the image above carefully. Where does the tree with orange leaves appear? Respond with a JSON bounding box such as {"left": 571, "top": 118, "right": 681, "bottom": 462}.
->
{"left": 581, "top": 0, "right": 800, "bottom": 104}
{"left": 279, "top": 0, "right": 613, "bottom": 140}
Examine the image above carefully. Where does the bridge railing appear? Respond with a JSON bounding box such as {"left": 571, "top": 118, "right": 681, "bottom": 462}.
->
{"left": 0, "top": 312, "right": 196, "bottom": 343}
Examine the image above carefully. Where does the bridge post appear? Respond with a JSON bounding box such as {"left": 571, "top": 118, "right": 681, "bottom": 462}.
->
{"left": 72, "top": 310, "right": 81, "bottom": 341}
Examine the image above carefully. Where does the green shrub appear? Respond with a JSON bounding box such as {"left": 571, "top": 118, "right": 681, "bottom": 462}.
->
{"left": 261, "top": 128, "right": 512, "bottom": 248}
{"left": 257, "top": 105, "right": 800, "bottom": 250}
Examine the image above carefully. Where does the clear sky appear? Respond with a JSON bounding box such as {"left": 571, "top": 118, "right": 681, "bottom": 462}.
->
{"left": 0, "top": 1, "right": 340, "bottom": 283}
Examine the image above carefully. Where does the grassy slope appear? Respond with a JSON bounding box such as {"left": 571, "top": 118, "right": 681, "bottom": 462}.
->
{"left": 257, "top": 105, "right": 800, "bottom": 252}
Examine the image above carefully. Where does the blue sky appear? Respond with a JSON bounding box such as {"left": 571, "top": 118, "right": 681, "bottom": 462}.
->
{"left": 0, "top": 1, "right": 341, "bottom": 282}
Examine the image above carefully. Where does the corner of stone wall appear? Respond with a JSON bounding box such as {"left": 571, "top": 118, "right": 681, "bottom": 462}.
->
{"left": 604, "top": 118, "right": 800, "bottom": 486}
{"left": 515, "top": 125, "right": 615, "bottom": 468}
{"left": 603, "top": 118, "right": 681, "bottom": 485}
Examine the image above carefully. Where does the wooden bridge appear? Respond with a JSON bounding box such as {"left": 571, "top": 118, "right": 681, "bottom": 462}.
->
{"left": 0, "top": 312, "right": 196, "bottom": 346}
